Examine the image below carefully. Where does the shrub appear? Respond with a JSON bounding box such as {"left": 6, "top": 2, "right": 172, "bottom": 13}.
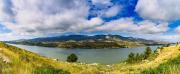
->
{"left": 34, "top": 65, "right": 70, "bottom": 74}
{"left": 126, "top": 47, "right": 157, "bottom": 64}
{"left": 126, "top": 52, "right": 145, "bottom": 63}
{"left": 126, "top": 52, "right": 135, "bottom": 63}
{"left": 144, "top": 47, "right": 152, "bottom": 59}
{"left": 67, "top": 53, "right": 78, "bottom": 62}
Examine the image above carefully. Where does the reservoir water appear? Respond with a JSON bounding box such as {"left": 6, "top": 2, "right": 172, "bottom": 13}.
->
{"left": 9, "top": 44, "right": 160, "bottom": 64}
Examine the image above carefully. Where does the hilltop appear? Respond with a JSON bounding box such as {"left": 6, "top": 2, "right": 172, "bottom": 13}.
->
{"left": 7, "top": 35, "right": 168, "bottom": 49}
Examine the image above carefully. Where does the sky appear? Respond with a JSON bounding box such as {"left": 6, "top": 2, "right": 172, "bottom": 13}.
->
{"left": 0, "top": 0, "right": 179, "bottom": 42}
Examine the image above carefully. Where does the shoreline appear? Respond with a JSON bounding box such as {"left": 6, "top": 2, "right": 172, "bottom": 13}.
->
{"left": 8, "top": 43, "right": 165, "bottom": 49}
{"left": 0, "top": 42, "right": 179, "bottom": 74}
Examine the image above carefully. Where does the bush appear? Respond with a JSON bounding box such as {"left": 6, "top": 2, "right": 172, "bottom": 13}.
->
{"left": 34, "top": 65, "right": 70, "bottom": 74}
{"left": 126, "top": 53, "right": 145, "bottom": 64}
{"left": 126, "top": 52, "right": 135, "bottom": 63}
{"left": 144, "top": 47, "right": 152, "bottom": 59}
{"left": 126, "top": 47, "right": 157, "bottom": 64}
{"left": 67, "top": 53, "right": 78, "bottom": 62}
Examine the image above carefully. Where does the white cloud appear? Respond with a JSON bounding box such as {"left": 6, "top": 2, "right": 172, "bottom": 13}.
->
{"left": 94, "top": 18, "right": 169, "bottom": 34}
{"left": 91, "top": 0, "right": 111, "bottom": 5}
{"left": 0, "top": 0, "right": 178, "bottom": 42}
{"left": 0, "top": 33, "right": 32, "bottom": 41}
{"left": 0, "top": 0, "right": 105, "bottom": 36}
{"left": 89, "top": 17, "right": 104, "bottom": 26}
{"left": 151, "top": 34, "right": 180, "bottom": 42}
{"left": 159, "top": 34, "right": 180, "bottom": 41}
{"left": 104, "top": 5, "right": 121, "bottom": 17}
{"left": 0, "top": 0, "right": 13, "bottom": 22}
{"left": 127, "top": 33, "right": 180, "bottom": 42}
{"left": 138, "top": 21, "right": 169, "bottom": 34}
{"left": 136, "top": 0, "right": 180, "bottom": 21}
{"left": 175, "top": 26, "right": 180, "bottom": 33}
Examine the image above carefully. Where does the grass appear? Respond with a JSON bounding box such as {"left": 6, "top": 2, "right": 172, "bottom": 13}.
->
{"left": 0, "top": 42, "right": 110, "bottom": 74}
{"left": 141, "top": 56, "right": 180, "bottom": 74}
{"left": 0, "top": 42, "right": 70, "bottom": 74}
{"left": 34, "top": 65, "right": 70, "bottom": 74}
{"left": 0, "top": 42, "right": 180, "bottom": 74}
{"left": 140, "top": 45, "right": 180, "bottom": 74}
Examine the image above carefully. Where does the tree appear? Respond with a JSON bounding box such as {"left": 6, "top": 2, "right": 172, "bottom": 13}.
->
{"left": 144, "top": 47, "right": 152, "bottom": 59}
{"left": 154, "top": 49, "right": 159, "bottom": 55}
{"left": 127, "top": 52, "right": 135, "bottom": 63}
{"left": 67, "top": 53, "right": 78, "bottom": 62}
{"left": 165, "top": 44, "right": 170, "bottom": 47}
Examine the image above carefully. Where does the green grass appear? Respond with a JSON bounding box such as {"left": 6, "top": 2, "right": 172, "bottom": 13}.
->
{"left": 141, "top": 55, "right": 180, "bottom": 74}
{"left": 34, "top": 65, "right": 70, "bottom": 74}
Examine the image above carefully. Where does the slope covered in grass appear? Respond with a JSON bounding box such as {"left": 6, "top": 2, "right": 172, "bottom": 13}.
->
{"left": 109, "top": 44, "right": 180, "bottom": 74}
{"left": 0, "top": 42, "right": 180, "bottom": 74}
{"left": 141, "top": 45, "right": 180, "bottom": 74}
{"left": 0, "top": 42, "right": 107, "bottom": 74}
{"left": 141, "top": 55, "right": 180, "bottom": 74}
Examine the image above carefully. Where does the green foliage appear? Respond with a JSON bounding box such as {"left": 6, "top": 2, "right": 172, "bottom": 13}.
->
{"left": 162, "top": 44, "right": 171, "bottom": 47}
{"left": 34, "top": 65, "right": 70, "bottom": 74}
{"left": 126, "top": 47, "right": 158, "bottom": 64}
{"left": 141, "top": 56, "right": 180, "bottom": 74}
{"left": 126, "top": 53, "right": 135, "bottom": 63}
{"left": 126, "top": 53, "right": 144, "bottom": 63}
{"left": 67, "top": 53, "right": 78, "bottom": 62}
{"left": 144, "top": 47, "right": 152, "bottom": 59}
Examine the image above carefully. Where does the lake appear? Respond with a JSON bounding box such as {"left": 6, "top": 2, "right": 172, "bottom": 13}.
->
{"left": 9, "top": 44, "right": 160, "bottom": 64}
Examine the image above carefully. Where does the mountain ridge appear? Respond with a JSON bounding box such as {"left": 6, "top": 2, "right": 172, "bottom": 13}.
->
{"left": 7, "top": 35, "right": 168, "bottom": 49}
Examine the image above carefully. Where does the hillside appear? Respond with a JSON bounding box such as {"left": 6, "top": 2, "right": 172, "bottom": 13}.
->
{"left": 0, "top": 42, "right": 179, "bottom": 74}
{"left": 7, "top": 35, "right": 167, "bottom": 49}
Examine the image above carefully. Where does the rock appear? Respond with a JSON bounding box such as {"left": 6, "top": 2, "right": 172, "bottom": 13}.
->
{"left": 89, "top": 63, "right": 99, "bottom": 66}
{"left": 53, "top": 59, "right": 58, "bottom": 61}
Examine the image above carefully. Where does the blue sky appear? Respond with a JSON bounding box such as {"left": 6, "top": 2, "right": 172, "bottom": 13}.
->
{"left": 0, "top": 0, "right": 179, "bottom": 42}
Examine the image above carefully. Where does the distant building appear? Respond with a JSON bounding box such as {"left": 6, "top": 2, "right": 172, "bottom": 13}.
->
{"left": 105, "top": 35, "right": 110, "bottom": 39}
{"left": 88, "top": 40, "right": 95, "bottom": 42}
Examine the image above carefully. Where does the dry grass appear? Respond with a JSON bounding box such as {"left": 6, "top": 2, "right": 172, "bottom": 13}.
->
{"left": 0, "top": 43, "right": 179, "bottom": 74}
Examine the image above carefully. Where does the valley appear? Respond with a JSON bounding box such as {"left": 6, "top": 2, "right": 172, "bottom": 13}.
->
{"left": 0, "top": 42, "right": 179, "bottom": 74}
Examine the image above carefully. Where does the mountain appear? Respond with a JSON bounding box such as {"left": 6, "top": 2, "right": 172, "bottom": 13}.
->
{"left": 7, "top": 35, "right": 168, "bottom": 49}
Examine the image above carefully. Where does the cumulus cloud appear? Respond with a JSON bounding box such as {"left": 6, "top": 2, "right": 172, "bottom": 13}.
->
{"left": 136, "top": 0, "right": 180, "bottom": 21}
{"left": 91, "top": 0, "right": 111, "bottom": 5}
{"left": 175, "top": 26, "right": 180, "bottom": 33}
{"left": 0, "top": 0, "right": 105, "bottom": 35}
{"left": 0, "top": 32, "right": 38, "bottom": 41}
{"left": 94, "top": 18, "right": 169, "bottom": 34}
{"left": 104, "top": 5, "right": 121, "bottom": 17}
{"left": 0, "top": 0, "right": 177, "bottom": 42}
{"left": 159, "top": 34, "right": 180, "bottom": 41}
{"left": 0, "top": 0, "right": 14, "bottom": 21}
{"left": 127, "top": 33, "right": 180, "bottom": 42}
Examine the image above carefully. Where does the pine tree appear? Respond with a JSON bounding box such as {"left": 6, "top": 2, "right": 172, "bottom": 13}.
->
{"left": 67, "top": 53, "right": 78, "bottom": 62}
{"left": 127, "top": 52, "right": 135, "bottom": 63}
{"left": 144, "top": 47, "right": 152, "bottom": 59}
